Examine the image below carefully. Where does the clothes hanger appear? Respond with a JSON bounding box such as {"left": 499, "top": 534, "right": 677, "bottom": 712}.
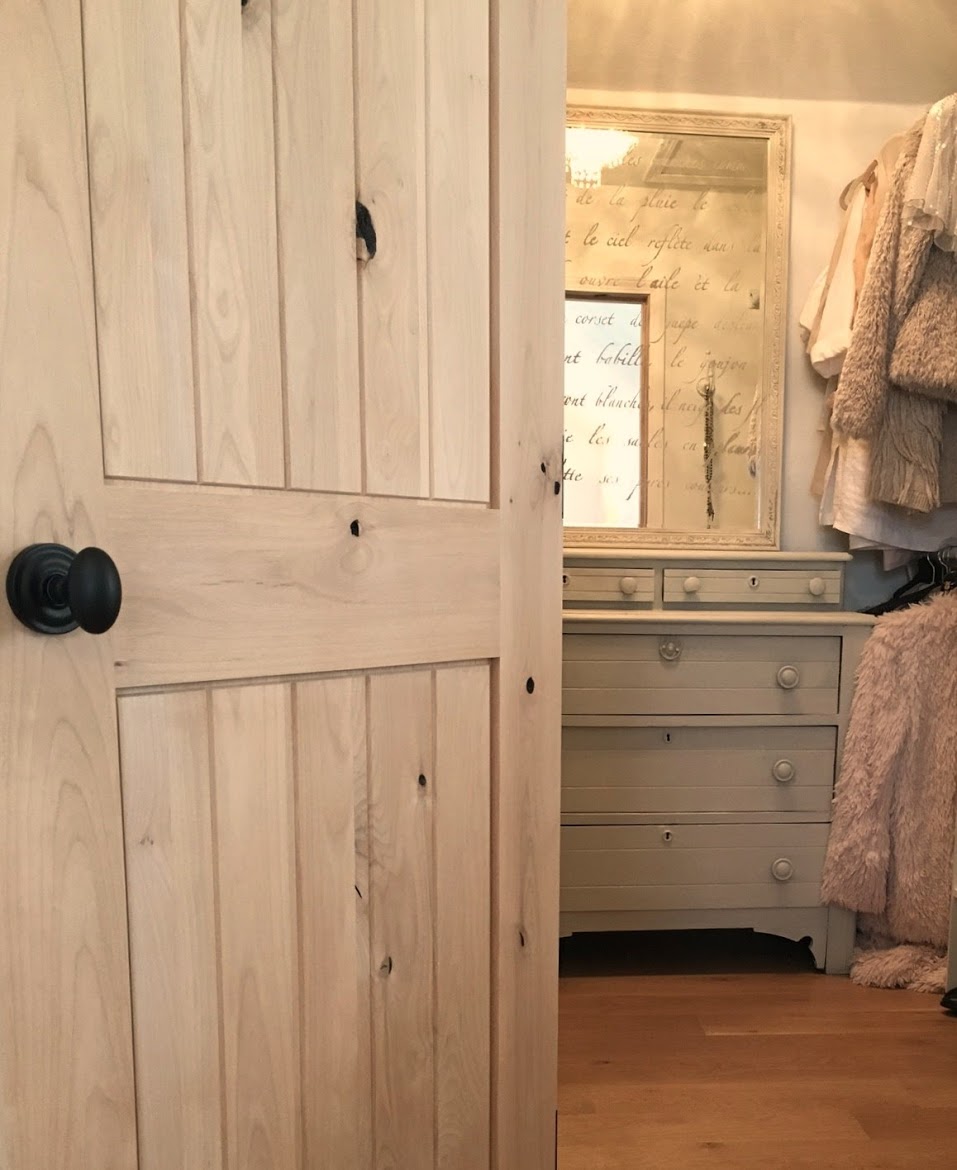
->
{"left": 862, "top": 552, "right": 954, "bottom": 616}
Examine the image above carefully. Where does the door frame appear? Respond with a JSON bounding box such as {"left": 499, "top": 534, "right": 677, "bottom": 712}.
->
{"left": 491, "top": 1, "right": 566, "bottom": 1165}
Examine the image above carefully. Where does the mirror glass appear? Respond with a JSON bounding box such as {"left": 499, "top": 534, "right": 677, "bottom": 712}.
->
{"left": 563, "top": 292, "right": 647, "bottom": 528}
{"left": 563, "top": 107, "right": 790, "bottom": 549}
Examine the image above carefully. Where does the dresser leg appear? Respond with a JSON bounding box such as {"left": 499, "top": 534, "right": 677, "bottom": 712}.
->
{"left": 824, "top": 907, "right": 856, "bottom": 975}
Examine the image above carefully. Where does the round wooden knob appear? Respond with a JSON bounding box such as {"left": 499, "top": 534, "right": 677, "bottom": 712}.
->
{"left": 771, "top": 858, "right": 794, "bottom": 882}
{"left": 772, "top": 759, "right": 796, "bottom": 783}
{"left": 619, "top": 576, "right": 639, "bottom": 596}
{"left": 659, "top": 639, "right": 682, "bottom": 662}
{"left": 808, "top": 576, "right": 827, "bottom": 597}
{"left": 683, "top": 575, "right": 701, "bottom": 594}
{"left": 776, "top": 665, "right": 800, "bottom": 690}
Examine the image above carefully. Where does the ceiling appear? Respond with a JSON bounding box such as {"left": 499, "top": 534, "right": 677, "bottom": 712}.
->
{"left": 568, "top": 0, "right": 957, "bottom": 105}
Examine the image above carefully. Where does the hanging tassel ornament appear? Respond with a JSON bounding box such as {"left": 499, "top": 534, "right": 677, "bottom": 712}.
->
{"left": 698, "top": 360, "right": 717, "bottom": 528}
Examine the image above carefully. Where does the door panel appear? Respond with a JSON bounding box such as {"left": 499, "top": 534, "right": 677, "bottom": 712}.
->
{"left": 2, "top": 1, "right": 562, "bottom": 1167}
{"left": 435, "top": 666, "right": 492, "bottom": 1169}
{"left": 212, "top": 683, "right": 301, "bottom": 1170}
{"left": 184, "top": 0, "right": 285, "bottom": 488}
{"left": 297, "top": 676, "right": 365, "bottom": 1168}
{"left": 119, "top": 691, "right": 221, "bottom": 1170}
{"left": 426, "top": 2, "right": 490, "bottom": 503}
{"left": 274, "top": 0, "right": 362, "bottom": 494}
{"left": 355, "top": 0, "right": 430, "bottom": 498}
{"left": 121, "top": 668, "right": 490, "bottom": 1170}
{"left": 368, "top": 671, "right": 435, "bottom": 1169}
{"left": 82, "top": 0, "right": 196, "bottom": 482}
{"left": 354, "top": 0, "right": 490, "bottom": 502}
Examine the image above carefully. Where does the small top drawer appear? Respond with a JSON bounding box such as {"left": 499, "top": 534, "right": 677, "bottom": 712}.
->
{"left": 562, "top": 632, "right": 842, "bottom": 716}
{"left": 563, "top": 566, "right": 654, "bottom": 605}
{"left": 663, "top": 568, "right": 842, "bottom": 607}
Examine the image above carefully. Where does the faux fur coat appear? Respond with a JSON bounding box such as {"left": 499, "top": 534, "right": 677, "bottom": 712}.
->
{"left": 830, "top": 127, "right": 945, "bottom": 513}
{"left": 821, "top": 590, "right": 957, "bottom": 992}
{"left": 892, "top": 244, "right": 957, "bottom": 401}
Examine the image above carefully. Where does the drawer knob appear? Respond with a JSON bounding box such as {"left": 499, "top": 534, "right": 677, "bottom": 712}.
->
{"left": 776, "top": 665, "right": 800, "bottom": 690}
{"left": 772, "top": 759, "right": 796, "bottom": 784}
{"left": 682, "top": 575, "right": 701, "bottom": 594}
{"left": 619, "top": 575, "right": 639, "bottom": 596}
{"left": 659, "top": 639, "right": 682, "bottom": 662}
{"left": 771, "top": 858, "right": 794, "bottom": 882}
{"left": 808, "top": 576, "right": 827, "bottom": 597}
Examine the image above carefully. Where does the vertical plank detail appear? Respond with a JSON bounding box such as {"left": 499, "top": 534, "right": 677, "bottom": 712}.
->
{"left": 427, "top": 0, "right": 491, "bottom": 502}
{"left": 211, "top": 684, "right": 300, "bottom": 1169}
{"left": 355, "top": 0, "right": 430, "bottom": 498}
{"left": 0, "top": 3, "right": 137, "bottom": 1166}
{"left": 435, "top": 665, "right": 492, "bottom": 1169}
{"left": 119, "top": 692, "right": 222, "bottom": 1170}
{"left": 491, "top": 0, "right": 565, "bottom": 1166}
{"left": 183, "top": 0, "right": 284, "bottom": 486}
{"left": 274, "top": 0, "right": 362, "bottom": 493}
{"left": 355, "top": 678, "right": 375, "bottom": 1170}
{"left": 368, "top": 670, "right": 435, "bottom": 1168}
{"left": 295, "top": 677, "right": 367, "bottom": 1167}
{"left": 82, "top": 0, "right": 197, "bottom": 481}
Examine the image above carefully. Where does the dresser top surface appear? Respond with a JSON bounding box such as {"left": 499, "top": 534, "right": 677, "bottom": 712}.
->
{"left": 563, "top": 609, "right": 876, "bottom": 629}
{"left": 564, "top": 549, "right": 853, "bottom": 566}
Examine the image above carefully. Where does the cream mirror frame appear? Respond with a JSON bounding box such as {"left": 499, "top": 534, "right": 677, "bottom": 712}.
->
{"left": 563, "top": 106, "right": 791, "bottom": 550}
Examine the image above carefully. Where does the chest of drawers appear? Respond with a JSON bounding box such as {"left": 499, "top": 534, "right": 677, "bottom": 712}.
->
{"left": 561, "top": 551, "right": 873, "bottom": 973}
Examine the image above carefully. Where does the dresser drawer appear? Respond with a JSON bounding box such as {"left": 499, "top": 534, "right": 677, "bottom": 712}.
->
{"left": 663, "top": 568, "right": 842, "bottom": 607}
{"left": 560, "top": 823, "right": 829, "bottom": 912}
{"left": 562, "top": 725, "right": 837, "bottom": 817}
{"left": 562, "top": 633, "right": 841, "bottom": 716}
{"left": 563, "top": 566, "right": 655, "bottom": 605}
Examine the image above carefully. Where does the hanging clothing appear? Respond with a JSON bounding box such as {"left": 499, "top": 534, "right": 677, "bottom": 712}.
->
{"left": 831, "top": 127, "right": 945, "bottom": 513}
{"left": 805, "top": 122, "right": 957, "bottom": 558}
{"left": 904, "top": 93, "right": 957, "bottom": 252}
{"left": 801, "top": 124, "right": 915, "bottom": 376}
{"left": 799, "top": 180, "right": 867, "bottom": 378}
{"left": 854, "top": 131, "right": 910, "bottom": 294}
{"left": 891, "top": 244, "right": 957, "bottom": 400}
{"left": 821, "top": 590, "right": 957, "bottom": 993}
{"left": 819, "top": 433, "right": 957, "bottom": 556}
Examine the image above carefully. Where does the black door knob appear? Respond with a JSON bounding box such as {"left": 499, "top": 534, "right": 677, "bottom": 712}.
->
{"left": 6, "top": 543, "right": 122, "bottom": 635}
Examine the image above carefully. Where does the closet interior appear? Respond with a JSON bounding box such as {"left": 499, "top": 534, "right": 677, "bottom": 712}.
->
{"left": 559, "top": 3, "right": 957, "bottom": 1165}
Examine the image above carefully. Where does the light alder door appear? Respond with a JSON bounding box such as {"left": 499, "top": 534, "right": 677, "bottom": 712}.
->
{"left": 0, "top": 2, "right": 564, "bottom": 1168}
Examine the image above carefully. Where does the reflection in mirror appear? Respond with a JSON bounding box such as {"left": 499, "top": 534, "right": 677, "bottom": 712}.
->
{"left": 563, "top": 107, "right": 790, "bottom": 549}
{"left": 564, "top": 293, "right": 647, "bottom": 529}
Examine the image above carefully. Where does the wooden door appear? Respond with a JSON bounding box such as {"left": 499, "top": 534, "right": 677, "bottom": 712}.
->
{"left": 0, "top": 2, "right": 564, "bottom": 1168}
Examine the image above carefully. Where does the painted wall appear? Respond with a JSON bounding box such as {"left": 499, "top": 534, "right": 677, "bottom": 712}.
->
{"left": 568, "top": 2, "right": 957, "bottom": 607}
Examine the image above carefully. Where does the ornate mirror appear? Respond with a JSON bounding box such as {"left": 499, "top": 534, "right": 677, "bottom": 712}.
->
{"left": 563, "top": 106, "right": 791, "bottom": 548}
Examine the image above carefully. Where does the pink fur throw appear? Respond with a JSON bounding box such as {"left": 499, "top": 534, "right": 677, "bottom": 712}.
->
{"left": 821, "top": 591, "right": 957, "bottom": 992}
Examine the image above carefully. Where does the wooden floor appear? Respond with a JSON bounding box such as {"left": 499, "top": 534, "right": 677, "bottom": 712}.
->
{"left": 558, "top": 931, "right": 957, "bottom": 1170}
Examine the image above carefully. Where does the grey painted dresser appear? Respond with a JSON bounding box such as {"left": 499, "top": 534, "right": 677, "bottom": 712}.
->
{"left": 561, "top": 549, "right": 874, "bottom": 972}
